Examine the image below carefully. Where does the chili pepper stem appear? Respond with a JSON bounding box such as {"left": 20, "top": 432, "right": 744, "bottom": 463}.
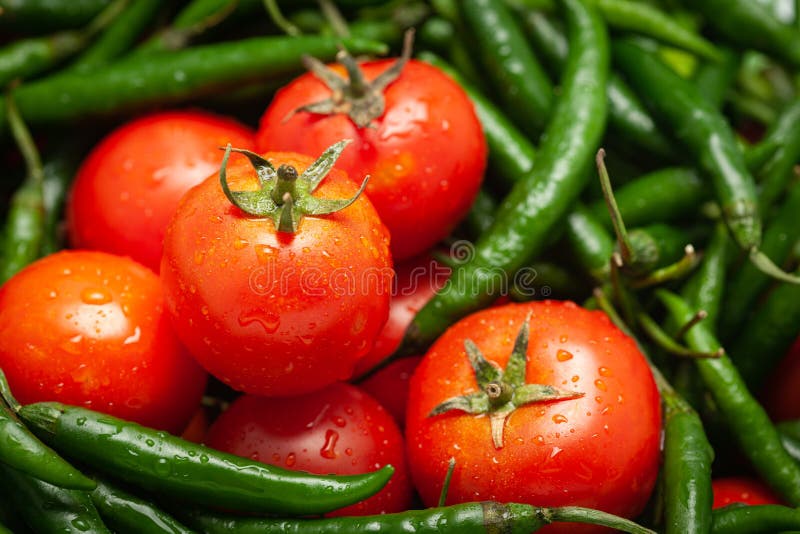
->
{"left": 437, "top": 457, "right": 456, "bottom": 507}
{"left": 627, "top": 244, "right": 699, "bottom": 288}
{"left": 637, "top": 313, "right": 723, "bottom": 359}
{"left": 596, "top": 148, "right": 634, "bottom": 265}
{"left": 263, "top": 0, "right": 302, "bottom": 37}
{"left": 0, "top": 370, "right": 21, "bottom": 414}
{"left": 749, "top": 247, "right": 800, "bottom": 284}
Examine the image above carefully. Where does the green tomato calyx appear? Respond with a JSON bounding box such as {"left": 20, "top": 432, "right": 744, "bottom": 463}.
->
{"left": 428, "top": 313, "right": 585, "bottom": 449}
{"left": 218, "top": 139, "right": 368, "bottom": 234}
{"left": 287, "top": 30, "right": 414, "bottom": 128}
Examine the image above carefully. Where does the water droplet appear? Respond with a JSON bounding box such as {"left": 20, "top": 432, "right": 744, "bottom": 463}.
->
{"left": 550, "top": 446, "right": 563, "bottom": 458}
{"left": 76, "top": 417, "right": 87, "bottom": 426}
{"left": 154, "top": 458, "right": 170, "bottom": 476}
{"left": 320, "top": 429, "right": 339, "bottom": 459}
{"left": 255, "top": 244, "right": 277, "bottom": 264}
{"left": 238, "top": 311, "right": 280, "bottom": 333}
{"left": 552, "top": 414, "right": 568, "bottom": 424}
{"left": 233, "top": 238, "right": 249, "bottom": 250}
{"left": 571, "top": 375, "right": 580, "bottom": 382}
{"left": 594, "top": 396, "right": 603, "bottom": 404}
{"left": 598, "top": 366, "right": 612, "bottom": 377}
{"left": 556, "top": 349, "right": 573, "bottom": 362}
{"left": 594, "top": 379, "right": 607, "bottom": 392}
{"left": 80, "top": 287, "right": 112, "bottom": 305}
{"left": 332, "top": 416, "right": 346, "bottom": 428}
{"left": 559, "top": 335, "right": 568, "bottom": 343}
{"left": 533, "top": 435, "right": 545, "bottom": 445}
{"left": 285, "top": 452, "right": 296, "bottom": 467}
{"left": 145, "top": 439, "right": 155, "bottom": 447}
{"left": 345, "top": 447, "right": 353, "bottom": 456}
{"left": 123, "top": 326, "right": 141, "bottom": 345}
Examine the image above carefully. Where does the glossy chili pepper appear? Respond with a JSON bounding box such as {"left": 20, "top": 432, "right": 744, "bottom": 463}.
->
{"left": 0, "top": 0, "right": 127, "bottom": 88}
{"left": 175, "top": 501, "right": 656, "bottom": 534}
{"left": 687, "top": 0, "right": 800, "bottom": 67}
{"left": 461, "top": 0, "right": 554, "bottom": 138}
{"left": 691, "top": 47, "right": 739, "bottom": 109}
{"left": 756, "top": 99, "right": 800, "bottom": 211}
{"left": 680, "top": 223, "right": 730, "bottom": 329}
{"left": 0, "top": 462, "right": 110, "bottom": 534}
{"left": 657, "top": 289, "right": 800, "bottom": 505}
{"left": 89, "top": 474, "right": 196, "bottom": 534}
{"left": 15, "top": 401, "right": 394, "bottom": 516}
{"left": 711, "top": 504, "right": 800, "bottom": 534}
{"left": 720, "top": 181, "right": 800, "bottom": 340}
{"left": 517, "top": 9, "right": 674, "bottom": 160}
{"left": 0, "top": 370, "right": 94, "bottom": 491}
{"left": 1, "top": 94, "right": 45, "bottom": 283}
{"left": 0, "top": 0, "right": 112, "bottom": 33}
{"left": 399, "top": 0, "right": 609, "bottom": 354}
{"left": 0, "top": 35, "right": 387, "bottom": 128}
{"left": 565, "top": 203, "right": 615, "bottom": 282}
{"left": 462, "top": 188, "right": 498, "bottom": 239}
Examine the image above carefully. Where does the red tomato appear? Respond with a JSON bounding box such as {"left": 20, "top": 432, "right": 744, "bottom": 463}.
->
{"left": 205, "top": 383, "right": 413, "bottom": 516}
{"left": 354, "top": 254, "right": 449, "bottom": 375}
{"left": 67, "top": 110, "right": 255, "bottom": 271}
{"left": 762, "top": 336, "right": 800, "bottom": 421}
{"left": 405, "top": 301, "right": 661, "bottom": 534}
{"left": 256, "top": 59, "right": 487, "bottom": 260}
{"left": 359, "top": 356, "right": 422, "bottom": 429}
{"left": 161, "top": 149, "right": 392, "bottom": 397}
{"left": 0, "top": 251, "right": 206, "bottom": 433}
{"left": 712, "top": 477, "right": 783, "bottom": 508}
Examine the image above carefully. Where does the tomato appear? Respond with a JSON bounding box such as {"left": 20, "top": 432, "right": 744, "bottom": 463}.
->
{"left": 0, "top": 251, "right": 207, "bottom": 433}
{"left": 161, "top": 147, "right": 392, "bottom": 397}
{"left": 712, "top": 477, "right": 783, "bottom": 508}
{"left": 205, "top": 382, "right": 413, "bottom": 516}
{"left": 359, "top": 356, "right": 422, "bottom": 429}
{"left": 354, "top": 254, "right": 449, "bottom": 375}
{"left": 256, "top": 59, "right": 487, "bottom": 261}
{"left": 67, "top": 110, "right": 255, "bottom": 272}
{"left": 762, "top": 336, "right": 800, "bottom": 421}
{"left": 405, "top": 301, "right": 661, "bottom": 534}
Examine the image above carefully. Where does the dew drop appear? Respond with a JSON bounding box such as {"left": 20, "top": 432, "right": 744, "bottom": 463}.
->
{"left": 594, "top": 379, "right": 607, "bottom": 392}
{"left": 320, "top": 429, "right": 339, "bottom": 459}
{"left": 598, "top": 366, "right": 612, "bottom": 377}
{"left": 552, "top": 414, "right": 568, "bottom": 424}
{"left": 80, "top": 287, "right": 112, "bottom": 305}
{"left": 556, "top": 349, "right": 573, "bottom": 362}
{"left": 285, "top": 452, "right": 296, "bottom": 467}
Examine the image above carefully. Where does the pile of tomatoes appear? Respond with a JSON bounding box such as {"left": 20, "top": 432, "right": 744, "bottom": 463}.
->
{"left": 0, "top": 38, "right": 784, "bottom": 532}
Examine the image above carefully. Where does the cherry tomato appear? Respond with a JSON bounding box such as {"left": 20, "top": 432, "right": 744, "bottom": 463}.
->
{"left": 205, "top": 382, "right": 413, "bottom": 516}
{"left": 0, "top": 251, "right": 207, "bottom": 433}
{"left": 354, "top": 254, "right": 449, "bottom": 375}
{"left": 712, "top": 477, "right": 783, "bottom": 508}
{"left": 256, "top": 59, "right": 487, "bottom": 260}
{"left": 405, "top": 301, "right": 661, "bottom": 534}
{"left": 67, "top": 110, "right": 255, "bottom": 271}
{"left": 359, "top": 356, "right": 422, "bottom": 429}
{"left": 762, "top": 336, "right": 800, "bottom": 421}
{"left": 161, "top": 149, "right": 392, "bottom": 397}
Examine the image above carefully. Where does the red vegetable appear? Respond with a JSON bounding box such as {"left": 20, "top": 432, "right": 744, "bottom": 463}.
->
{"left": 712, "top": 477, "right": 783, "bottom": 508}
{"left": 0, "top": 250, "right": 206, "bottom": 433}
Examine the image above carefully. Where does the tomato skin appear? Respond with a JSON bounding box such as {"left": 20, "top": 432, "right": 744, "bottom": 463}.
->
{"left": 762, "top": 336, "right": 800, "bottom": 421}
{"left": 161, "top": 152, "right": 392, "bottom": 397}
{"left": 405, "top": 301, "right": 661, "bottom": 534}
{"left": 359, "top": 356, "right": 422, "bottom": 429}
{"left": 205, "top": 383, "right": 413, "bottom": 516}
{"left": 712, "top": 477, "right": 783, "bottom": 508}
{"left": 256, "top": 60, "right": 487, "bottom": 260}
{"left": 67, "top": 111, "right": 255, "bottom": 271}
{"left": 0, "top": 251, "right": 207, "bottom": 433}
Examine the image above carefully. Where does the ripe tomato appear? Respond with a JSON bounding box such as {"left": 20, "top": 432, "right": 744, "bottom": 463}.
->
{"left": 256, "top": 58, "right": 487, "bottom": 260}
{"left": 405, "top": 301, "right": 661, "bottom": 534}
{"left": 354, "top": 254, "right": 449, "bottom": 375}
{"left": 161, "top": 147, "right": 392, "bottom": 397}
{"left": 205, "top": 382, "right": 413, "bottom": 516}
{"left": 0, "top": 251, "right": 207, "bottom": 433}
{"left": 712, "top": 477, "right": 782, "bottom": 508}
{"left": 762, "top": 336, "right": 800, "bottom": 421}
{"left": 359, "top": 356, "right": 422, "bottom": 429}
{"left": 67, "top": 110, "right": 255, "bottom": 271}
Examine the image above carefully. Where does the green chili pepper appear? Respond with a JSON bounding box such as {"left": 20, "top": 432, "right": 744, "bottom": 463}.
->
{"left": 594, "top": 0, "right": 720, "bottom": 60}
{"left": 0, "top": 35, "right": 387, "bottom": 128}
{"left": 720, "top": 181, "right": 800, "bottom": 340}
{"left": 0, "top": 0, "right": 127, "bottom": 88}
{"left": 0, "top": 462, "right": 111, "bottom": 534}
{"left": 399, "top": 0, "right": 608, "bottom": 354}
{"left": 680, "top": 223, "right": 730, "bottom": 329}
{"left": 461, "top": 0, "right": 554, "bottom": 138}
{"left": 711, "top": 504, "right": 800, "bottom": 534}
{"left": 0, "top": 371, "right": 94, "bottom": 490}
{"left": 657, "top": 289, "right": 800, "bottom": 505}
{"left": 15, "top": 401, "right": 394, "bottom": 516}
{"left": 588, "top": 168, "right": 710, "bottom": 229}
{"left": 462, "top": 188, "right": 498, "bottom": 239}
{"left": 614, "top": 37, "right": 798, "bottom": 285}
{"left": 756, "top": 99, "right": 800, "bottom": 211}
{"left": 1, "top": 93, "right": 45, "bottom": 283}
{"left": 176, "top": 501, "right": 655, "bottom": 534}
{"left": 565, "top": 203, "right": 615, "bottom": 282}
{"left": 517, "top": 9, "right": 674, "bottom": 159}
{"left": 692, "top": 47, "right": 740, "bottom": 109}
{"left": 687, "top": 0, "right": 800, "bottom": 68}
{"left": 0, "top": 0, "right": 113, "bottom": 33}
{"left": 89, "top": 474, "right": 196, "bottom": 534}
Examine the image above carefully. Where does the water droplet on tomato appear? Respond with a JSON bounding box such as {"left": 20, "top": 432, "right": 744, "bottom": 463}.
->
{"left": 594, "top": 379, "right": 607, "bottom": 392}
{"left": 598, "top": 366, "right": 612, "bottom": 377}
{"left": 571, "top": 375, "right": 580, "bottom": 382}
{"left": 80, "top": 288, "right": 112, "bottom": 305}
{"left": 552, "top": 414, "right": 568, "bottom": 424}
{"left": 285, "top": 452, "right": 296, "bottom": 467}
{"left": 556, "top": 349, "right": 573, "bottom": 362}
{"left": 533, "top": 435, "right": 545, "bottom": 445}
{"left": 238, "top": 311, "right": 280, "bottom": 333}
{"left": 559, "top": 335, "right": 568, "bottom": 343}
{"left": 332, "top": 416, "right": 346, "bottom": 428}
{"left": 320, "top": 429, "right": 339, "bottom": 459}
{"left": 233, "top": 238, "right": 249, "bottom": 250}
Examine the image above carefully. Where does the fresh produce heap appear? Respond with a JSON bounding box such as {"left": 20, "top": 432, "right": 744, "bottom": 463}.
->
{"left": 0, "top": 0, "right": 799, "bottom": 532}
